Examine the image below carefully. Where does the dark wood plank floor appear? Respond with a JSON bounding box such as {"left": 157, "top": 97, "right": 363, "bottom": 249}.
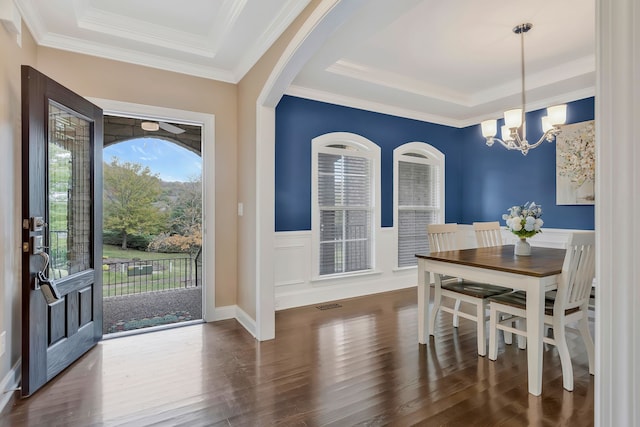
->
{"left": 0, "top": 288, "right": 594, "bottom": 426}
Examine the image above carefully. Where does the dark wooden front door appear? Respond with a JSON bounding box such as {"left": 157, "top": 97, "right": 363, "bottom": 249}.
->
{"left": 21, "top": 66, "right": 103, "bottom": 396}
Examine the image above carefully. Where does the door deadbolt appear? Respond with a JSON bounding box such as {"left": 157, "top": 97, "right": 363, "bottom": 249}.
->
{"left": 31, "top": 236, "right": 44, "bottom": 254}
{"left": 30, "top": 217, "right": 46, "bottom": 232}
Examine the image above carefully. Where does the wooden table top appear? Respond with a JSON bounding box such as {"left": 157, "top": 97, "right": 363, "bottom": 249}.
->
{"left": 416, "top": 245, "right": 566, "bottom": 278}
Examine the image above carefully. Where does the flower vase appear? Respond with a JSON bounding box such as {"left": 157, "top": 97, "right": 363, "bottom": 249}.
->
{"left": 514, "top": 238, "right": 531, "bottom": 256}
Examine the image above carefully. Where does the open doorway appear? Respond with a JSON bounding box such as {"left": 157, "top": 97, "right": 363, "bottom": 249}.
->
{"left": 101, "top": 115, "right": 203, "bottom": 335}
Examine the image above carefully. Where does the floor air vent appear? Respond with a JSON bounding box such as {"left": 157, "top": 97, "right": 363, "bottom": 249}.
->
{"left": 316, "top": 303, "right": 342, "bottom": 311}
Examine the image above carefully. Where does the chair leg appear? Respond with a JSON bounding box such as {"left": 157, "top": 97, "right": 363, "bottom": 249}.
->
{"left": 516, "top": 319, "right": 527, "bottom": 350}
{"left": 476, "top": 301, "right": 486, "bottom": 356}
{"left": 488, "top": 304, "right": 499, "bottom": 361}
{"left": 503, "top": 322, "right": 513, "bottom": 345}
{"left": 578, "top": 311, "right": 595, "bottom": 375}
{"left": 452, "top": 298, "right": 462, "bottom": 328}
{"left": 553, "top": 316, "right": 574, "bottom": 391}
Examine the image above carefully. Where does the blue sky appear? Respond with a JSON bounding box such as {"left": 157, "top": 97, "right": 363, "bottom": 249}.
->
{"left": 104, "top": 138, "right": 202, "bottom": 182}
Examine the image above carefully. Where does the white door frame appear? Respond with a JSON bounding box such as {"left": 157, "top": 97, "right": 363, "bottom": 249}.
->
{"left": 87, "top": 98, "right": 216, "bottom": 321}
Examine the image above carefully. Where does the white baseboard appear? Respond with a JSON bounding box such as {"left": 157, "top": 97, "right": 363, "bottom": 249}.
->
{"left": 0, "top": 360, "right": 20, "bottom": 415}
{"left": 211, "top": 305, "right": 236, "bottom": 321}
{"left": 234, "top": 306, "right": 257, "bottom": 338}
{"left": 209, "top": 305, "right": 257, "bottom": 339}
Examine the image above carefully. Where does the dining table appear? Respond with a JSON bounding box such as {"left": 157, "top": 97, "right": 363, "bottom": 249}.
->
{"left": 416, "top": 244, "right": 566, "bottom": 396}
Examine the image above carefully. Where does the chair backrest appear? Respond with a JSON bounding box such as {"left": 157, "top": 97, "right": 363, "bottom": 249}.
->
{"left": 473, "top": 221, "right": 503, "bottom": 248}
{"left": 557, "top": 231, "right": 596, "bottom": 311}
{"left": 427, "top": 223, "right": 458, "bottom": 253}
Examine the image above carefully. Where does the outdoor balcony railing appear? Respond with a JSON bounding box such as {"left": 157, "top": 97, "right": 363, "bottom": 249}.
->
{"left": 102, "top": 257, "right": 198, "bottom": 297}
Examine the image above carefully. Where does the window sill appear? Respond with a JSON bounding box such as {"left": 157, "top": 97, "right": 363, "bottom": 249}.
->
{"left": 392, "top": 265, "right": 417, "bottom": 273}
{"left": 311, "top": 269, "right": 383, "bottom": 283}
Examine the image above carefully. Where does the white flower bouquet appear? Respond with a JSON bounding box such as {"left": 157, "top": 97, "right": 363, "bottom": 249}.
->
{"left": 502, "top": 201, "right": 544, "bottom": 239}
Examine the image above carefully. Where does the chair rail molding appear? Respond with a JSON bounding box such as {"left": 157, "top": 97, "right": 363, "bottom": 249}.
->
{"left": 273, "top": 225, "right": 585, "bottom": 310}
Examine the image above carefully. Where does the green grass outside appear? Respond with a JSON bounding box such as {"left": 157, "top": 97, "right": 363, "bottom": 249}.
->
{"left": 102, "top": 245, "right": 189, "bottom": 260}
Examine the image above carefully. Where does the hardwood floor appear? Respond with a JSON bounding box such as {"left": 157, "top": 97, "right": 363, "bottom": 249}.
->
{"left": 0, "top": 288, "right": 594, "bottom": 426}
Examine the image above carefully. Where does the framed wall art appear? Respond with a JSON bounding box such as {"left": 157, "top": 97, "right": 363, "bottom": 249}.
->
{"left": 556, "top": 120, "right": 595, "bottom": 205}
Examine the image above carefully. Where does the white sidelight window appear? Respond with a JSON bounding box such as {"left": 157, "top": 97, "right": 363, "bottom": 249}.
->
{"left": 394, "top": 142, "right": 445, "bottom": 268}
{"left": 312, "top": 133, "right": 380, "bottom": 277}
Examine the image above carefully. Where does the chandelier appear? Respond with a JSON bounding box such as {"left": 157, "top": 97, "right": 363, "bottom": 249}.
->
{"left": 480, "top": 23, "right": 567, "bottom": 156}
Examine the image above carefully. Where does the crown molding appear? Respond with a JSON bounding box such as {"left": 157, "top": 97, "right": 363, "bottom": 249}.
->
{"left": 476, "top": 86, "right": 596, "bottom": 125}
{"left": 76, "top": 8, "right": 217, "bottom": 57}
{"left": 286, "top": 84, "right": 468, "bottom": 128}
{"left": 327, "top": 54, "right": 596, "bottom": 110}
{"left": 233, "top": 0, "right": 311, "bottom": 81}
{"left": 39, "top": 33, "right": 236, "bottom": 82}
{"left": 286, "top": 84, "right": 595, "bottom": 129}
{"left": 472, "top": 55, "right": 596, "bottom": 105}
{"left": 14, "top": 0, "right": 45, "bottom": 40}
{"left": 207, "top": 0, "right": 248, "bottom": 58}
{"left": 327, "top": 59, "right": 471, "bottom": 106}
{"left": 17, "top": 0, "right": 308, "bottom": 84}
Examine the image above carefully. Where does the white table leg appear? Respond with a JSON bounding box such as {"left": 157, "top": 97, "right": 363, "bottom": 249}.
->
{"left": 526, "top": 284, "right": 545, "bottom": 395}
{"left": 429, "top": 273, "right": 442, "bottom": 337}
{"left": 417, "top": 258, "right": 430, "bottom": 344}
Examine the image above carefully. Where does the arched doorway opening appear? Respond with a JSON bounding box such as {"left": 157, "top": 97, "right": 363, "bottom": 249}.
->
{"left": 101, "top": 115, "right": 204, "bottom": 335}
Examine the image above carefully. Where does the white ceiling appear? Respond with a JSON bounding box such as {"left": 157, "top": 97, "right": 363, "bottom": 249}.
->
{"left": 15, "top": 0, "right": 595, "bottom": 128}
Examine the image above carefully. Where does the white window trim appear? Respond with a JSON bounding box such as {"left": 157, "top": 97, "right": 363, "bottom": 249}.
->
{"left": 311, "top": 132, "right": 381, "bottom": 280}
{"left": 393, "top": 141, "right": 445, "bottom": 270}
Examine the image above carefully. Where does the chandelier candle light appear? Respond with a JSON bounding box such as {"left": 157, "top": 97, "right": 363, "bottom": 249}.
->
{"left": 480, "top": 23, "right": 567, "bottom": 155}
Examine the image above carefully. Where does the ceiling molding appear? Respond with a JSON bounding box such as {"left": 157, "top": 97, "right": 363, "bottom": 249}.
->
{"left": 232, "top": 0, "right": 312, "bottom": 81}
{"left": 76, "top": 8, "right": 217, "bottom": 57}
{"left": 286, "top": 84, "right": 468, "bottom": 128}
{"left": 16, "top": 0, "right": 594, "bottom": 121}
{"left": 328, "top": 55, "right": 596, "bottom": 109}
{"left": 327, "top": 59, "right": 471, "bottom": 106}
{"left": 38, "top": 33, "right": 237, "bottom": 82}
{"left": 14, "top": 0, "right": 45, "bottom": 41}
{"left": 207, "top": 0, "right": 249, "bottom": 58}
{"left": 477, "top": 86, "right": 596, "bottom": 124}
{"left": 17, "top": 0, "right": 310, "bottom": 84}
{"left": 287, "top": 84, "right": 595, "bottom": 129}
{"left": 472, "top": 55, "right": 596, "bottom": 105}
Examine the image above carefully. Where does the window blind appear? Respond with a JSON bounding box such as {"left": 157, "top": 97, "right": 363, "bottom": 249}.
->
{"left": 397, "top": 159, "right": 440, "bottom": 267}
{"left": 318, "top": 152, "right": 372, "bottom": 275}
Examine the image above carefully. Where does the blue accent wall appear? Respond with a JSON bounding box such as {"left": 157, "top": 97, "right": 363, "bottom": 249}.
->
{"left": 459, "top": 97, "right": 594, "bottom": 229}
{"left": 275, "top": 95, "right": 595, "bottom": 231}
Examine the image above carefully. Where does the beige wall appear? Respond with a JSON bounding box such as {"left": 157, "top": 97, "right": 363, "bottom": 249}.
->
{"left": 0, "top": 23, "right": 37, "bottom": 388}
{"left": 35, "top": 48, "right": 239, "bottom": 309}
{"left": 0, "top": 0, "right": 324, "bottom": 389}
{"left": 0, "top": 27, "right": 240, "bottom": 387}
{"left": 236, "top": 0, "right": 323, "bottom": 319}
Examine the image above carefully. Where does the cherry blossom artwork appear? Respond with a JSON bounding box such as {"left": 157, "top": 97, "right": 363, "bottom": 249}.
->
{"left": 556, "top": 120, "right": 595, "bottom": 205}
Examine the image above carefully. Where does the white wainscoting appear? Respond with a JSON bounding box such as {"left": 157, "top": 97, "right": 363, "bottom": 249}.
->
{"left": 274, "top": 225, "right": 583, "bottom": 310}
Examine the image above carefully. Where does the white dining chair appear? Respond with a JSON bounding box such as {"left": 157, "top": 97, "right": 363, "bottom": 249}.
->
{"left": 472, "top": 221, "right": 524, "bottom": 347}
{"left": 487, "top": 231, "right": 595, "bottom": 391}
{"left": 473, "top": 221, "right": 503, "bottom": 248}
{"left": 427, "top": 223, "right": 512, "bottom": 356}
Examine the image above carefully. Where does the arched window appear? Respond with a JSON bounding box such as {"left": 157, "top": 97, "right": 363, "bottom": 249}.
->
{"left": 312, "top": 132, "right": 381, "bottom": 277}
{"left": 394, "top": 142, "right": 445, "bottom": 268}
